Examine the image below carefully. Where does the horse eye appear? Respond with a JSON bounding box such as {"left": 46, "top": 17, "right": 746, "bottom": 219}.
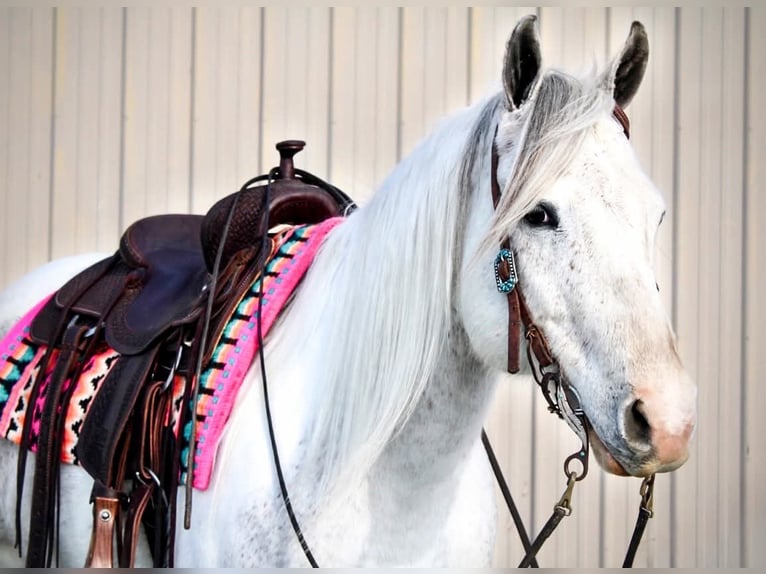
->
{"left": 523, "top": 203, "right": 558, "bottom": 228}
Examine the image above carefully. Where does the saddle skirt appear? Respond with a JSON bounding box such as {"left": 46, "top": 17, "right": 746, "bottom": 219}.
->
{"left": 0, "top": 218, "right": 341, "bottom": 490}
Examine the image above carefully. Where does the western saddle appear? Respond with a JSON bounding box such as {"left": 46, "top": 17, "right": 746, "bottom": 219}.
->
{"left": 16, "top": 140, "right": 355, "bottom": 568}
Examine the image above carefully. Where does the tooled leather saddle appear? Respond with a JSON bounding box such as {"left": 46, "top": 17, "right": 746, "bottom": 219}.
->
{"left": 16, "top": 140, "right": 355, "bottom": 568}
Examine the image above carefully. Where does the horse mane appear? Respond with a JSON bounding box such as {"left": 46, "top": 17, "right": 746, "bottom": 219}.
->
{"left": 263, "top": 66, "right": 617, "bottom": 505}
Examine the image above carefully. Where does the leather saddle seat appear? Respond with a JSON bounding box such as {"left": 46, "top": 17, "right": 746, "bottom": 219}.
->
{"left": 30, "top": 139, "right": 351, "bottom": 356}
{"left": 31, "top": 214, "right": 209, "bottom": 355}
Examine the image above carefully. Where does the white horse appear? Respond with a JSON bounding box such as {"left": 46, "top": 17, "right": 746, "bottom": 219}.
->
{"left": 0, "top": 15, "right": 696, "bottom": 567}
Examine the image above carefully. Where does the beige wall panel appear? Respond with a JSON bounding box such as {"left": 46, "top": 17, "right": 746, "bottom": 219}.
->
{"left": 540, "top": 7, "right": 608, "bottom": 72}
{"left": 122, "top": 7, "right": 193, "bottom": 226}
{"left": 49, "top": 8, "right": 122, "bottom": 259}
{"left": 348, "top": 7, "right": 381, "bottom": 197}
{"left": 261, "top": 8, "right": 329, "bottom": 180}
{"left": 192, "top": 7, "right": 264, "bottom": 213}
{"left": 0, "top": 9, "right": 25, "bottom": 287}
{"left": 90, "top": 10, "right": 122, "bottom": 251}
{"left": 368, "top": 7, "right": 400, "bottom": 192}
{"left": 696, "top": 10, "right": 725, "bottom": 567}
{"left": 329, "top": 7, "right": 399, "bottom": 204}
{"left": 399, "top": 7, "right": 469, "bottom": 161}
{"left": 666, "top": 8, "right": 749, "bottom": 568}
{"left": 233, "top": 8, "right": 262, "bottom": 187}
{"left": 744, "top": 7, "right": 765, "bottom": 568}
{"left": 716, "top": 10, "right": 746, "bottom": 567}
{"left": 673, "top": 7, "right": 703, "bottom": 568}
{"left": 327, "top": 7, "right": 356, "bottom": 199}
{"left": 1, "top": 9, "right": 53, "bottom": 288}
{"left": 192, "top": 7, "right": 242, "bottom": 213}
{"left": 23, "top": 9, "right": 53, "bottom": 282}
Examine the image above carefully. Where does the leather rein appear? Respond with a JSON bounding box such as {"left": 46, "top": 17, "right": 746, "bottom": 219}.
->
{"left": 483, "top": 104, "right": 656, "bottom": 568}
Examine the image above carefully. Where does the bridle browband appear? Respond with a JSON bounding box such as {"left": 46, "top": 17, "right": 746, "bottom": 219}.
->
{"left": 483, "top": 103, "right": 656, "bottom": 568}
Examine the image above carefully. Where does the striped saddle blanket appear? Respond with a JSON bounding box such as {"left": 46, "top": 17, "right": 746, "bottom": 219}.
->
{"left": 0, "top": 217, "right": 341, "bottom": 490}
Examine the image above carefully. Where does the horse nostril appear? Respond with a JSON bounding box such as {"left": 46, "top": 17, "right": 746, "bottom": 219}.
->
{"left": 625, "top": 399, "right": 652, "bottom": 444}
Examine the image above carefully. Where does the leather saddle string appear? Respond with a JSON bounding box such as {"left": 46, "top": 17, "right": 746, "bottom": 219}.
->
{"left": 26, "top": 323, "right": 90, "bottom": 567}
{"left": 179, "top": 165, "right": 318, "bottom": 565}
{"left": 15, "top": 253, "right": 119, "bottom": 561}
{"left": 48, "top": 317, "right": 110, "bottom": 565}
{"left": 167, "top": 317, "right": 205, "bottom": 566}
{"left": 129, "top": 375, "right": 175, "bottom": 567}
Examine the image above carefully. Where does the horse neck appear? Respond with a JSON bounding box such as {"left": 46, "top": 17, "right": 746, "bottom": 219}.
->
{"left": 373, "top": 319, "right": 497, "bottom": 486}
{"left": 260, "top": 99, "right": 495, "bottom": 502}
{"left": 363, "top": 320, "right": 499, "bottom": 557}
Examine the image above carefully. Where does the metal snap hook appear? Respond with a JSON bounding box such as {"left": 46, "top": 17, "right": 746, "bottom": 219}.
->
{"left": 555, "top": 472, "right": 579, "bottom": 516}
{"left": 639, "top": 474, "right": 655, "bottom": 517}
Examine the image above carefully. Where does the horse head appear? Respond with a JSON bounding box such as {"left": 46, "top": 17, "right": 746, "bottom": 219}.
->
{"left": 459, "top": 15, "right": 697, "bottom": 478}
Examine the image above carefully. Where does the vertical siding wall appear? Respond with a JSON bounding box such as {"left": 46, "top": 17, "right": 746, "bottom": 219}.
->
{"left": 0, "top": 7, "right": 762, "bottom": 568}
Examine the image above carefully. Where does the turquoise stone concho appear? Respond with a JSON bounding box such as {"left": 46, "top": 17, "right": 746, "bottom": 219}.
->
{"left": 494, "top": 248, "right": 518, "bottom": 293}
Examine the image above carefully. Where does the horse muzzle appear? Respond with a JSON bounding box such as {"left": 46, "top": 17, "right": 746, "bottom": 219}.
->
{"left": 590, "top": 385, "right": 697, "bottom": 477}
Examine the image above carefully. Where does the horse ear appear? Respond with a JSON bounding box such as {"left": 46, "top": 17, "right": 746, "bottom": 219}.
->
{"left": 610, "top": 21, "right": 649, "bottom": 108}
{"left": 503, "top": 15, "right": 542, "bottom": 110}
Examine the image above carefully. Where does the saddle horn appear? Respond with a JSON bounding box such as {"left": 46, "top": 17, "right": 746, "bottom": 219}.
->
{"left": 200, "top": 140, "right": 354, "bottom": 273}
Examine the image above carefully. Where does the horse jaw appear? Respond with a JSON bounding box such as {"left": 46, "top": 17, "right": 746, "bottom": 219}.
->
{"left": 588, "top": 428, "right": 629, "bottom": 476}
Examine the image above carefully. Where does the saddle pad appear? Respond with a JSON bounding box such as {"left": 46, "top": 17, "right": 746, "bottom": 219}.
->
{"left": 0, "top": 218, "right": 342, "bottom": 490}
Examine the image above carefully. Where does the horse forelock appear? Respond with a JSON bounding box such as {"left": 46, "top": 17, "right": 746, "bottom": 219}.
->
{"left": 479, "top": 69, "right": 616, "bottom": 255}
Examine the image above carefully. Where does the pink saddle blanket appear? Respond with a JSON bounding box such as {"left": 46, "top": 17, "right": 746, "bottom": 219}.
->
{"left": 0, "top": 217, "right": 341, "bottom": 490}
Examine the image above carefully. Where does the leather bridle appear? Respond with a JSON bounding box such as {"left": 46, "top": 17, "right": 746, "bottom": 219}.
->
{"left": 490, "top": 104, "right": 630, "bottom": 376}
{"left": 483, "top": 104, "right": 656, "bottom": 568}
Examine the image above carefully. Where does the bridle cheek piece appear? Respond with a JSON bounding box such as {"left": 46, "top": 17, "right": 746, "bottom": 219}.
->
{"left": 485, "top": 103, "right": 654, "bottom": 568}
